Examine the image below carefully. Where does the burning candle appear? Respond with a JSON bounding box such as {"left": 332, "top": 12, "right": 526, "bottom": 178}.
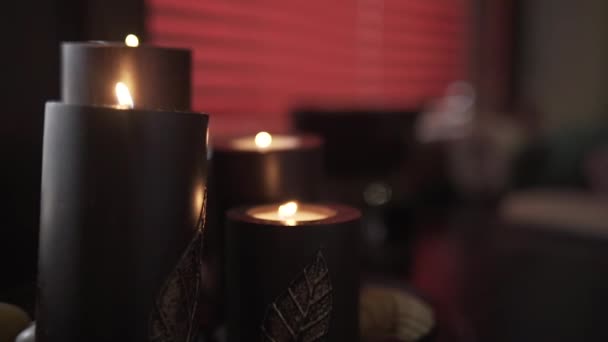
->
{"left": 61, "top": 37, "right": 191, "bottom": 110}
{"left": 38, "top": 83, "right": 208, "bottom": 342}
{"left": 225, "top": 201, "right": 361, "bottom": 342}
{"left": 211, "top": 132, "right": 323, "bottom": 205}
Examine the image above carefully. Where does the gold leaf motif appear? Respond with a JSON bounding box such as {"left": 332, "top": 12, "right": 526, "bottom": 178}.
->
{"left": 261, "top": 251, "right": 333, "bottom": 342}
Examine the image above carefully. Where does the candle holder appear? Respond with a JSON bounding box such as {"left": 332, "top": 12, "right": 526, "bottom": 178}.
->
{"left": 225, "top": 202, "right": 361, "bottom": 342}
{"left": 37, "top": 102, "right": 208, "bottom": 342}
{"left": 62, "top": 42, "right": 191, "bottom": 110}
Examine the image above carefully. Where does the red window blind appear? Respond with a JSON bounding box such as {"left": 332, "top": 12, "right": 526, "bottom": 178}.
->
{"left": 146, "top": 0, "right": 470, "bottom": 134}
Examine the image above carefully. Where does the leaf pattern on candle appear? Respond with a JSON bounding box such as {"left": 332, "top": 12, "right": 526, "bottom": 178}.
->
{"left": 149, "top": 190, "right": 207, "bottom": 342}
{"left": 261, "top": 250, "right": 333, "bottom": 342}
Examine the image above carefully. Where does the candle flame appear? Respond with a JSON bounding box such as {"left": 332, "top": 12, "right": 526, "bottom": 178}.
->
{"left": 115, "top": 82, "right": 134, "bottom": 109}
{"left": 255, "top": 131, "right": 272, "bottom": 148}
{"left": 278, "top": 201, "right": 298, "bottom": 219}
{"left": 125, "top": 34, "right": 139, "bottom": 47}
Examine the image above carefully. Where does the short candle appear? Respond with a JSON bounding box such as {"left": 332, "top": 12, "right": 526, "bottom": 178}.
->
{"left": 225, "top": 202, "right": 361, "bottom": 341}
{"left": 210, "top": 132, "right": 323, "bottom": 204}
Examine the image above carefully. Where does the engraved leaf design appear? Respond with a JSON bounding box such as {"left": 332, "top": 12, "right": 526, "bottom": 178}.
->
{"left": 149, "top": 231, "right": 203, "bottom": 342}
{"left": 149, "top": 190, "right": 207, "bottom": 342}
{"left": 261, "top": 251, "right": 333, "bottom": 342}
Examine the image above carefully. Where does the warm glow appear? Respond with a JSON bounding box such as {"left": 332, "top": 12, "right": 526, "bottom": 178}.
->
{"left": 278, "top": 201, "right": 298, "bottom": 219}
{"left": 247, "top": 203, "right": 336, "bottom": 225}
{"left": 115, "top": 82, "right": 134, "bottom": 109}
{"left": 125, "top": 34, "right": 139, "bottom": 47}
{"left": 254, "top": 131, "right": 272, "bottom": 148}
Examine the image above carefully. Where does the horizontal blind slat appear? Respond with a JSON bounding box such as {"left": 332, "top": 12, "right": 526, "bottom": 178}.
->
{"left": 146, "top": 0, "right": 470, "bottom": 134}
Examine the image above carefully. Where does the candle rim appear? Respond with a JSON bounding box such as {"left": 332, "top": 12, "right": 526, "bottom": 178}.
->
{"left": 213, "top": 133, "right": 322, "bottom": 152}
{"left": 61, "top": 41, "right": 191, "bottom": 54}
{"left": 45, "top": 101, "right": 209, "bottom": 120}
{"left": 228, "top": 203, "right": 361, "bottom": 226}
{"left": 247, "top": 203, "right": 337, "bottom": 222}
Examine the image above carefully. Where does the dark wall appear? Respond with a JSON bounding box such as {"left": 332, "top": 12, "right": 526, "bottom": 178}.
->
{"left": 516, "top": 0, "right": 608, "bottom": 131}
{"left": 1, "top": 0, "right": 62, "bottom": 306}
{"left": 470, "top": 0, "right": 516, "bottom": 112}
{"left": 0, "top": 0, "right": 143, "bottom": 310}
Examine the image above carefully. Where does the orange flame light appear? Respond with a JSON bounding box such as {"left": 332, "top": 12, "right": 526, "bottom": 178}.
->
{"left": 115, "top": 82, "right": 134, "bottom": 109}
{"left": 254, "top": 131, "right": 272, "bottom": 149}
{"left": 278, "top": 201, "right": 298, "bottom": 226}
{"left": 125, "top": 34, "right": 139, "bottom": 47}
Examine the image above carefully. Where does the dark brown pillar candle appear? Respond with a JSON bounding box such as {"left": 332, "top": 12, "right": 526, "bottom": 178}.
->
{"left": 225, "top": 202, "right": 361, "bottom": 342}
{"left": 37, "top": 102, "right": 208, "bottom": 342}
{"left": 212, "top": 133, "right": 323, "bottom": 206}
{"left": 62, "top": 42, "right": 191, "bottom": 110}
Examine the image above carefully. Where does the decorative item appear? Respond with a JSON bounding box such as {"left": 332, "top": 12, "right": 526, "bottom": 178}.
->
{"left": 37, "top": 82, "right": 208, "bottom": 341}
{"left": 261, "top": 251, "right": 333, "bottom": 341}
{"left": 61, "top": 38, "right": 191, "bottom": 110}
{"left": 225, "top": 201, "right": 360, "bottom": 341}
{"left": 17, "top": 286, "right": 436, "bottom": 342}
{"left": 476, "top": 190, "right": 608, "bottom": 341}
{"left": 0, "top": 303, "right": 31, "bottom": 342}
{"left": 360, "top": 287, "right": 435, "bottom": 342}
{"left": 15, "top": 323, "right": 36, "bottom": 342}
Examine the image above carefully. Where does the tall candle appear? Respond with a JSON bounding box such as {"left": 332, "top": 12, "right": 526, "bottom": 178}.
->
{"left": 38, "top": 84, "right": 208, "bottom": 342}
{"left": 225, "top": 201, "right": 360, "bottom": 342}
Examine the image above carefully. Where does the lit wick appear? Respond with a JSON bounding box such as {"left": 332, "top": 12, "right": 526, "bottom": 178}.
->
{"left": 247, "top": 202, "right": 336, "bottom": 224}
{"left": 125, "top": 34, "right": 139, "bottom": 47}
{"left": 255, "top": 131, "right": 272, "bottom": 149}
{"left": 278, "top": 201, "right": 298, "bottom": 226}
{"left": 115, "top": 82, "right": 134, "bottom": 109}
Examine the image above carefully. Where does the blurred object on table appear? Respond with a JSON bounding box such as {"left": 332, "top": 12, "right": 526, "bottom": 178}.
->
{"left": 293, "top": 108, "right": 418, "bottom": 182}
{"left": 410, "top": 226, "right": 479, "bottom": 342}
{"left": 501, "top": 189, "right": 608, "bottom": 234}
{"left": 293, "top": 108, "right": 454, "bottom": 274}
{"left": 445, "top": 114, "right": 524, "bottom": 200}
{"left": 415, "top": 81, "right": 475, "bottom": 144}
{"left": 0, "top": 303, "right": 30, "bottom": 342}
{"left": 416, "top": 81, "right": 525, "bottom": 200}
{"left": 583, "top": 145, "right": 608, "bottom": 194}
{"left": 14, "top": 323, "right": 35, "bottom": 342}
{"left": 513, "top": 121, "right": 608, "bottom": 190}
{"left": 360, "top": 286, "right": 435, "bottom": 342}
{"left": 474, "top": 189, "right": 608, "bottom": 341}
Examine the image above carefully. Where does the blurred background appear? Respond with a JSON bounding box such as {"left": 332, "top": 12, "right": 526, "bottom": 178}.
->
{"left": 2, "top": 0, "right": 608, "bottom": 341}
